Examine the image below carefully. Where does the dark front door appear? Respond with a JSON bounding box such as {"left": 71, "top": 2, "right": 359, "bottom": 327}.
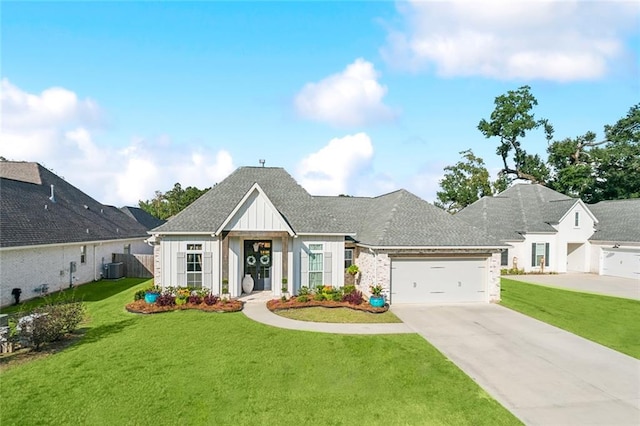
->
{"left": 244, "top": 240, "right": 272, "bottom": 291}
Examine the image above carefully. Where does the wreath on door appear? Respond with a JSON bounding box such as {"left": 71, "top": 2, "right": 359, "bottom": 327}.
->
{"left": 246, "top": 255, "right": 257, "bottom": 266}
{"left": 260, "top": 255, "right": 270, "bottom": 266}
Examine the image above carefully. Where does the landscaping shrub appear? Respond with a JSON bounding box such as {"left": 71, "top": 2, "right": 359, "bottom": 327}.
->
{"left": 18, "top": 301, "right": 86, "bottom": 350}
{"left": 330, "top": 292, "right": 342, "bottom": 302}
{"left": 501, "top": 268, "right": 525, "bottom": 275}
{"left": 133, "top": 289, "right": 147, "bottom": 301}
{"left": 343, "top": 285, "right": 356, "bottom": 294}
{"left": 157, "top": 294, "right": 176, "bottom": 307}
{"left": 313, "top": 293, "right": 324, "bottom": 302}
{"left": 342, "top": 290, "right": 363, "bottom": 305}
{"left": 298, "top": 286, "right": 311, "bottom": 296}
{"left": 203, "top": 294, "right": 219, "bottom": 306}
{"left": 188, "top": 295, "right": 203, "bottom": 305}
{"left": 297, "top": 295, "right": 309, "bottom": 303}
{"left": 55, "top": 302, "right": 86, "bottom": 333}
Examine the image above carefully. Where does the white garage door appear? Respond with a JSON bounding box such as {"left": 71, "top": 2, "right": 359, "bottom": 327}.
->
{"left": 391, "top": 258, "right": 487, "bottom": 304}
{"left": 602, "top": 249, "right": 640, "bottom": 280}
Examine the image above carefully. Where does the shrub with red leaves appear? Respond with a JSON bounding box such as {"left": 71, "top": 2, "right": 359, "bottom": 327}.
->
{"left": 342, "top": 290, "right": 363, "bottom": 305}
{"left": 188, "top": 295, "right": 203, "bottom": 305}
{"left": 157, "top": 294, "right": 176, "bottom": 307}
{"left": 203, "top": 294, "right": 219, "bottom": 306}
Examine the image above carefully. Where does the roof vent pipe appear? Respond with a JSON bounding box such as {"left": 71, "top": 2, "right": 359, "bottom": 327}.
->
{"left": 49, "top": 184, "right": 56, "bottom": 203}
{"left": 259, "top": 159, "right": 265, "bottom": 167}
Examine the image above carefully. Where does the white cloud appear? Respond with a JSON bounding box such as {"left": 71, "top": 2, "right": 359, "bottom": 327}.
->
{"left": 294, "top": 59, "right": 396, "bottom": 127}
{"left": 297, "top": 132, "right": 374, "bottom": 195}
{"left": 381, "top": 0, "right": 638, "bottom": 81}
{"left": 0, "top": 79, "right": 234, "bottom": 206}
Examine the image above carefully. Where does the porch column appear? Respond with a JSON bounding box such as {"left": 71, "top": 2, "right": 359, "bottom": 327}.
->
{"left": 221, "top": 233, "right": 229, "bottom": 283}
{"left": 281, "top": 235, "right": 288, "bottom": 289}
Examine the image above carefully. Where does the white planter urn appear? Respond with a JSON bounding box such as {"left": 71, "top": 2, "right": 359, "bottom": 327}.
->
{"left": 242, "top": 274, "right": 254, "bottom": 294}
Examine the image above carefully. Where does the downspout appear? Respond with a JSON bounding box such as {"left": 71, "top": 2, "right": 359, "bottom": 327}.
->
{"left": 93, "top": 244, "right": 97, "bottom": 281}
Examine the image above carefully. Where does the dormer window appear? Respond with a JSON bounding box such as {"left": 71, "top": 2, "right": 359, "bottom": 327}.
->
{"left": 574, "top": 211, "right": 580, "bottom": 227}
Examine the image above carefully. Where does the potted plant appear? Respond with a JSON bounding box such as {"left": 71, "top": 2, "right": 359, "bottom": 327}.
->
{"left": 221, "top": 279, "right": 230, "bottom": 299}
{"left": 346, "top": 264, "right": 359, "bottom": 275}
{"left": 369, "top": 284, "right": 385, "bottom": 308}
{"left": 281, "top": 278, "right": 289, "bottom": 299}
{"left": 144, "top": 286, "right": 161, "bottom": 304}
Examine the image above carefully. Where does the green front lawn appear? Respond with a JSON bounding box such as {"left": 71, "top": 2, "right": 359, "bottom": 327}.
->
{"left": 501, "top": 278, "right": 640, "bottom": 359}
{"left": 0, "top": 279, "right": 519, "bottom": 425}
{"left": 274, "top": 306, "right": 403, "bottom": 323}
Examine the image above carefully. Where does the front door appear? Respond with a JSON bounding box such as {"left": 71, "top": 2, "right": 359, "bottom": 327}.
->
{"left": 244, "top": 240, "right": 272, "bottom": 291}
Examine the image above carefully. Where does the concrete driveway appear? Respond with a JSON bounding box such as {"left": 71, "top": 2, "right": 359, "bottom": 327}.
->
{"left": 391, "top": 304, "right": 640, "bottom": 425}
{"left": 505, "top": 273, "right": 640, "bottom": 300}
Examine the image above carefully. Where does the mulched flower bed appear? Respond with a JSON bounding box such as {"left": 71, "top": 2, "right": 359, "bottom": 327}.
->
{"left": 267, "top": 298, "right": 388, "bottom": 313}
{"left": 126, "top": 299, "right": 244, "bottom": 314}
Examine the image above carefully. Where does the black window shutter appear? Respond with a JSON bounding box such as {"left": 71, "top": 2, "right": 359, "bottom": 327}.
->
{"left": 531, "top": 243, "right": 536, "bottom": 266}
{"left": 545, "top": 243, "right": 550, "bottom": 267}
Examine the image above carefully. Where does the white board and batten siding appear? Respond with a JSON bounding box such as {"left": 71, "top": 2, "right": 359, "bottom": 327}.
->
{"left": 391, "top": 257, "right": 489, "bottom": 304}
{"left": 226, "top": 189, "right": 291, "bottom": 232}
{"left": 159, "top": 236, "right": 220, "bottom": 291}
{"left": 293, "top": 236, "right": 345, "bottom": 292}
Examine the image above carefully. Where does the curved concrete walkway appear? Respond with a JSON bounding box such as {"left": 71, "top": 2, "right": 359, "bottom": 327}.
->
{"left": 242, "top": 299, "right": 413, "bottom": 334}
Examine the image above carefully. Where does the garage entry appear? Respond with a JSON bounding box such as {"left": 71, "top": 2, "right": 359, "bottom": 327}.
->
{"left": 391, "top": 257, "right": 488, "bottom": 303}
{"left": 601, "top": 249, "right": 640, "bottom": 280}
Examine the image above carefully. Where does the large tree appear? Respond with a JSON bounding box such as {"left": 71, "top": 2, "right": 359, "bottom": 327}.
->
{"left": 478, "top": 85, "right": 553, "bottom": 183}
{"left": 139, "top": 183, "right": 210, "bottom": 220}
{"left": 547, "top": 104, "right": 640, "bottom": 202}
{"left": 435, "top": 149, "right": 508, "bottom": 213}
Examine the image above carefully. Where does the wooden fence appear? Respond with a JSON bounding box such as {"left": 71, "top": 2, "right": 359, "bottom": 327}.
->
{"left": 112, "top": 253, "right": 154, "bottom": 278}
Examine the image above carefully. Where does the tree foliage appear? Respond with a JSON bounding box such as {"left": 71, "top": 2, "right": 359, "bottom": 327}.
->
{"left": 435, "top": 149, "right": 506, "bottom": 213}
{"left": 478, "top": 85, "right": 553, "bottom": 183}
{"left": 138, "top": 183, "right": 210, "bottom": 220}
{"left": 547, "top": 104, "right": 640, "bottom": 202}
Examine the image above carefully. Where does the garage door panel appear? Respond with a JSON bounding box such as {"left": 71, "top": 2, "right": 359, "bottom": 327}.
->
{"left": 391, "top": 258, "right": 487, "bottom": 304}
{"left": 602, "top": 250, "right": 640, "bottom": 280}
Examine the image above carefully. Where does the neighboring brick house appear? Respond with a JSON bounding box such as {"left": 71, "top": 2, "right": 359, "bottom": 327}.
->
{"left": 0, "top": 161, "right": 153, "bottom": 307}
{"left": 456, "top": 183, "right": 639, "bottom": 280}
{"left": 149, "top": 167, "right": 506, "bottom": 304}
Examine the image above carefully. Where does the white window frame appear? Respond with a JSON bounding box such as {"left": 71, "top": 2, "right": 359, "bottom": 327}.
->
{"left": 500, "top": 249, "right": 508, "bottom": 266}
{"left": 308, "top": 243, "right": 324, "bottom": 288}
{"left": 186, "top": 243, "right": 203, "bottom": 288}
{"left": 124, "top": 244, "right": 131, "bottom": 255}
{"left": 80, "top": 245, "right": 86, "bottom": 264}
{"left": 532, "top": 242, "right": 549, "bottom": 267}
{"left": 344, "top": 248, "right": 354, "bottom": 269}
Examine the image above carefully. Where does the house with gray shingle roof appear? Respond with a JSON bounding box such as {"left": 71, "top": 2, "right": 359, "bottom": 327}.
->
{"left": 587, "top": 199, "right": 640, "bottom": 279}
{"left": 120, "top": 206, "right": 166, "bottom": 230}
{"left": 457, "top": 183, "right": 639, "bottom": 280}
{"left": 0, "top": 161, "right": 153, "bottom": 307}
{"left": 149, "top": 166, "right": 507, "bottom": 303}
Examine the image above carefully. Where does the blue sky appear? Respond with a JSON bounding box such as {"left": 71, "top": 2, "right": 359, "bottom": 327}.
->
{"left": 2, "top": 1, "right": 638, "bottom": 206}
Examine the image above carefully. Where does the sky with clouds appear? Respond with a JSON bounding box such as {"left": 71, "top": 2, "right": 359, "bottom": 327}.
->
{"left": 1, "top": 1, "right": 638, "bottom": 207}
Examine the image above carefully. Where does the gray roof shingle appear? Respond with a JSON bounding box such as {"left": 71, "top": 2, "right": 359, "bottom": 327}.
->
{"left": 153, "top": 167, "right": 350, "bottom": 234}
{"left": 120, "top": 206, "right": 166, "bottom": 230}
{"left": 588, "top": 199, "right": 640, "bottom": 243}
{"left": 153, "top": 166, "right": 502, "bottom": 248}
{"left": 456, "top": 183, "right": 577, "bottom": 241}
{"left": 1, "top": 162, "right": 149, "bottom": 248}
{"left": 319, "top": 190, "right": 504, "bottom": 247}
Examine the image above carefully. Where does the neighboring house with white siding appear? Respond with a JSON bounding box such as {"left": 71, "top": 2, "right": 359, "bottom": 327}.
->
{"left": 456, "top": 184, "right": 639, "bottom": 280}
{"left": 588, "top": 199, "right": 640, "bottom": 280}
{"left": 149, "top": 167, "right": 507, "bottom": 304}
{"left": 0, "top": 161, "right": 153, "bottom": 307}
